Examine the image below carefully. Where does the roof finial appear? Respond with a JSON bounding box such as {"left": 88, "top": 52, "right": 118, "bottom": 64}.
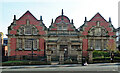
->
{"left": 71, "top": 19, "right": 73, "bottom": 24}
{"left": 40, "top": 16, "right": 43, "bottom": 21}
{"left": 62, "top": 9, "right": 63, "bottom": 15}
{"left": 84, "top": 17, "right": 87, "bottom": 22}
{"left": 13, "top": 15, "right": 16, "bottom": 24}
{"left": 14, "top": 15, "right": 16, "bottom": 20}
{"left": 51, "top": 19, "right": 53, "bottom": 24}
{"left": 109, "top": 17, "right": 111, "bottom": 23}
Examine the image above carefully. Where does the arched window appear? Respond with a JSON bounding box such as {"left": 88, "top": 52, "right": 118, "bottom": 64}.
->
{"left": 19, "top": 27, "right": 24, "bottom": 35}
{"left": 25, "top": 26, "right": 32, "bottom": 35}
{"left": 32, "top": 27, "right": 38, "bottom": 35}
{"left": 94, "top": 27, "right": 101, "bottom": 36}
{"left": 89, "top": 27, "right": 107, "bottom": 36}
{"left": 18, "top": 25, "right": 38, "bottom": 35}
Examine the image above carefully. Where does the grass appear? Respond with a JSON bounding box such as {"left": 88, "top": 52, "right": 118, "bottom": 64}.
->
{"left": 3, "top": 61, "right": 29, "bottom": 63}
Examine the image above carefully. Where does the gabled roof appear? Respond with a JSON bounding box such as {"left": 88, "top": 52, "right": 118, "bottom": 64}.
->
{"left": 89, "top": 12, "right": 108, "bottom": 22}
{"left": 18, "top": 10, "right": 38, "bottom": 20}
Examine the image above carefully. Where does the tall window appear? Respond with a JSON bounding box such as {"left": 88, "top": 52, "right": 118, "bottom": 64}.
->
{"left": 18, "top": 39, "right": 22, "bottom": 49}
{"left": 25, "top": 39, "right": 32, "bottom": 50}
{"left": 33, "top": 39, "right": 37, "bottom": 50}
{"left": 103, "top": 40, "right": 107, "bottom": 50}
{"left": 89, "top": 40, "right": 94, "bottom": 49}
{"left": 24, "top": 39, "right": 38, "bottom": 50}
{"left": 95, "top": 40, "right": 101, "bottom": 50}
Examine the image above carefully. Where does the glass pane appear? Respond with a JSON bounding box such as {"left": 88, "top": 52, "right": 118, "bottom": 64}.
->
{"left": 25, "top": 26, "right": 32, "bottom": 35}
{"left": 95, "top": 40, "right": 101, "bottom": 50}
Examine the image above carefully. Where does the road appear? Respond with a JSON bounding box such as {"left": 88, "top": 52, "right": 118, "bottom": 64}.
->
{"left": 1, "top": 63, "right": 120, "bottom": 71}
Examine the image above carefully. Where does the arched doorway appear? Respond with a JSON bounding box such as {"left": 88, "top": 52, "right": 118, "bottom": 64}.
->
{"left": 60, "top": 45, "right": 68, "bottom": 57}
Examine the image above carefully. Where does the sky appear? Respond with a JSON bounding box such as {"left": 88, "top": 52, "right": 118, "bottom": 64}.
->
{"left": 0, "top": 0, "right": 119, "bottom": 38}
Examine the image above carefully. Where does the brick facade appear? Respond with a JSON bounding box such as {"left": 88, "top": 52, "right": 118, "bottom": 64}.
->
{"left": 7, "top": 10, "right": 116, "bottom": 60}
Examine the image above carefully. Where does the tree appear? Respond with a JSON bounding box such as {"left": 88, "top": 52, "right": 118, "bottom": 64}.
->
{"left": 106, "top": 40, "right": 116, "bottom": 62}
{"left": 106, "top": 40, "right": 116, "bottom": 51}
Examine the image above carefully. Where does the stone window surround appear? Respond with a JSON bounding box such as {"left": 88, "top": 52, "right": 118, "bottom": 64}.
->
{"left": 17, "top": 38, "right": 39, "bottom": 51}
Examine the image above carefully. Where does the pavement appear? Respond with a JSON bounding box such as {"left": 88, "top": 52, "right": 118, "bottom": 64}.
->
{"left": 1, "top": 63, "right": 120, "bottom": 71}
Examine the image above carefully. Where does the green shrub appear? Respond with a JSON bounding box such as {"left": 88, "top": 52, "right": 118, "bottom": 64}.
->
{"left": 93, "top": 50, "right": 110, "bottom": 58}
{"left": 2, "top": 61, "right": 50, "bottom": 66}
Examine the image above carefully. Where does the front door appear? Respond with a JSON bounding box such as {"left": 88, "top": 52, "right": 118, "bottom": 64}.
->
{"left": 60, "top": 45, "right": 68, "bottom": 57}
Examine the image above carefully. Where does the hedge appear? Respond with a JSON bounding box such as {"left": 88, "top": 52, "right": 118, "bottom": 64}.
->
{"left": 93, "top": 50, "right": 110, "bottom": 58}
{"left": 2, "top": 61, "right": 50, "bottom": 66}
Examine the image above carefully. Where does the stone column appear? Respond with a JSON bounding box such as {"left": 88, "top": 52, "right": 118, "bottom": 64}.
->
{"left": 46, "top": 50, "right": 51, "bottom": 64}
{"left": 87, "top": 50, "right": 93, "bottom": 63}
{"left": 57, "top": 44, "right": 59, "bottom": 56}
{"left": 77, "top": 49, "right": 82, "bottom": 64}
{"left": 68, "top": 44, "right": 71, "bottom": 56}
{"left": 46, "top": 43, "right": 48, "bottom": 56}
{"left": 59, "top": 50, "right": 64, "bottom": 64}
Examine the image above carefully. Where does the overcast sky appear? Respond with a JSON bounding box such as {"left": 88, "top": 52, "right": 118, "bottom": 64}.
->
{"left": 0, "top": 0, "right": 119, "bottom": 38}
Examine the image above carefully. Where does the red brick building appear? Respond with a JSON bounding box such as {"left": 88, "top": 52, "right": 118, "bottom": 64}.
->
{"left": 7, "top": 11, "right": 47, "bottom": 58}
{"left": 7, "top": 10, "right": 116, "bottom": 62}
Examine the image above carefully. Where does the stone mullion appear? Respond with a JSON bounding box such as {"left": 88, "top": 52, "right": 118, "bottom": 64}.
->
{"left": 101, "top": 39, "right": 104, "bottom": 50}
{"left": 93, "top": 38, "right": 95, "bottom": 50}
{"left": 22, "top": 38, "right": 25, "bottom": 50}
{"left": 37, "top": 39, "right": 39, "bottom": 50}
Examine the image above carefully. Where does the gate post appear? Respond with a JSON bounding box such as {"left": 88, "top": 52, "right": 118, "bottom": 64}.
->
{"left": 59, "top": 49, "right": 64, "bottom": 64}
{"left": 87, "top": 49, "right": 93, "bottom": 63}
{"left": 46, "top": 49, "right": 51, "bottom": 64}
